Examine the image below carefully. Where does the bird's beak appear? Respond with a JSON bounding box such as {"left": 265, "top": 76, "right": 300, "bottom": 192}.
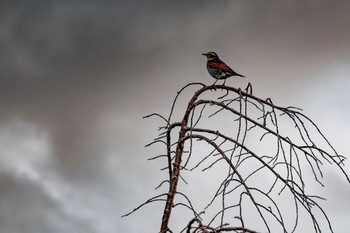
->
{"left": 202, "top": 53, "right": 208, "bottom": 57}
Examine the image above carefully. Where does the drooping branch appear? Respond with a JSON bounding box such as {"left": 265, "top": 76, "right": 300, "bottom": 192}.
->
{"left": 124, "top": 82, "right": 349, "bottom": 233}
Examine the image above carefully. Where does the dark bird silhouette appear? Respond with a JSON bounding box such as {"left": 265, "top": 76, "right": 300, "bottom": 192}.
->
{"left": 202, "top": 52, "right": 245, "bottom": 85}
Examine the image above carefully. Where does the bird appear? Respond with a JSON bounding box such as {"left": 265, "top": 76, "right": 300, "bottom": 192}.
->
{"left": 202, "top": 52, "right": 245, "bottom": 85}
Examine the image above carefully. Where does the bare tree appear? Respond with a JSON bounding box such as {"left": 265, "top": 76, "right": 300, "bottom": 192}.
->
{"left": 123, "top": 82, "right": 349, "bottom": 233}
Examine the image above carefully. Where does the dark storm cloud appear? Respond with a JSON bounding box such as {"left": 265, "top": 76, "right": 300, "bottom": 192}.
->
{"left": 0, "top": 1, "right": 349, "bottom": 232}
{"left": 0, "top": 2, "right": 128, "bottom": 79}
{"left": 0, "top": 1, "right": 131, "bottom": 179}
{"left": 0, "top": 172, "right": 94, "bottom": 233}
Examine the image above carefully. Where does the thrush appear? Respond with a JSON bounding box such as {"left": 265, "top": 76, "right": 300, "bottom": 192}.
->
{"left": 202, "top": 52, "right": 245, "bottom": 85}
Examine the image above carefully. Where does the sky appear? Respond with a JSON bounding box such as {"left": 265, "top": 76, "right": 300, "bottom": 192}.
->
{"left": 1, "top": 1, "right": 350, "bottom": 233}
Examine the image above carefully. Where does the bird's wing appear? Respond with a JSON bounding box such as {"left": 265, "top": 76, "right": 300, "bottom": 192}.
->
{"left": 208, "top": 62, "right": 234, "bottom": 72}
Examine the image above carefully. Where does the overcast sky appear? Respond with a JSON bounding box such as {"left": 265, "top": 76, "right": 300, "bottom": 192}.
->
{"left": 1, "top": 1, "right": 350, "bottom": 233}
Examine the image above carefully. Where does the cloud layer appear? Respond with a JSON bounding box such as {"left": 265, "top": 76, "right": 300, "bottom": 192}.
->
{"left": 0, "top": 1, "right": 350, "bottom": 232}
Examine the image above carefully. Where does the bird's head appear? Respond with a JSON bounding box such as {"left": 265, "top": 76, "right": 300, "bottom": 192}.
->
{"left": 202, "top": 52, "right": 219, "bottom": 60}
